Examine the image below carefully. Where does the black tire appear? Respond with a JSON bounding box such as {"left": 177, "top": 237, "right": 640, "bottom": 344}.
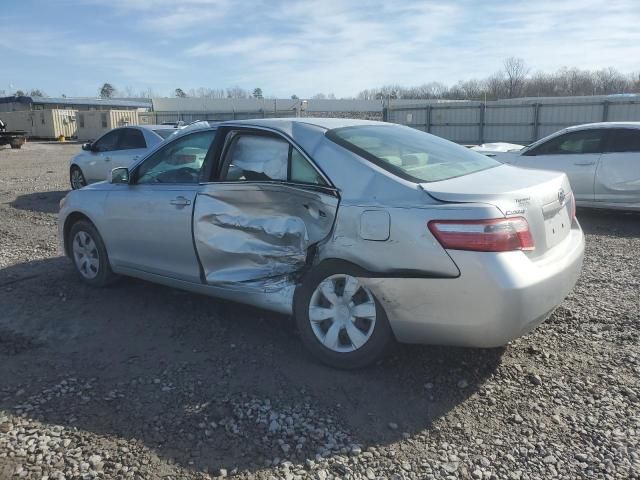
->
{"left": 68, "top": 220, "right": 118, "bottom": 287}
{"left": 70, "top": 166, "right": 87, "bottom": 190}
{"left": 294, "top": 260, "right": 394, "bottom": 369}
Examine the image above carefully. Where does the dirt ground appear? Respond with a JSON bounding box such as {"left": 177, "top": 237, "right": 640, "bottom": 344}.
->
{"left": 0, "top": 142, "right": 638, "bottom": 480}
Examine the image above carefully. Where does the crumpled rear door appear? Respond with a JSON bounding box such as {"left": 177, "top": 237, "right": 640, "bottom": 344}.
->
{"left": 194, "top": 183, "right": 338, "bottom": 286}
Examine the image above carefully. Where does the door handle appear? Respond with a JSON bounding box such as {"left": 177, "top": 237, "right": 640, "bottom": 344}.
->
{"left": 574, "top": 161, "right": 595, "bottom": 165}
{"left": 104, "top": 156, "right": 111, "bottom": 162}
{"left": 170, "top": 196, "right": 191, "bottom": 207}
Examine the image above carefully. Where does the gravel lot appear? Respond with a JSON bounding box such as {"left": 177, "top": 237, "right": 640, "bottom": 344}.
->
{"left": 0, "top": 141, "right": 638, "bottom": 480}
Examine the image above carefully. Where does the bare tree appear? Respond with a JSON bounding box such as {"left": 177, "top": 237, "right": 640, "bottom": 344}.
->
{"left": 503, "top": 57, "right": 529, "bottom": 98}
{"left": 485, "top": 73, "right": 506, "bottom": 100}
{"left": 117, "top": 86, "right": 138, "bottom": 98}
{"left": 226, "top": 86, "right": 250, "bottom": 99}
{"left": 28, "top": 89, "right": 47, "bottom": 97}
{"left": 311, "top": 93, "right": 327, "bottom": 99}
{"left": 593, "top": 68, "right": 627, "bottom": 95}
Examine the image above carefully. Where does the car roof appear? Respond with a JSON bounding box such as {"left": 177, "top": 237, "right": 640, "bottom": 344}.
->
{"left": 565, "top": 122, "right": 640, "bottom": 131}
{"left": 219, "top": 117, "right": 389, "bottom": 131}
{"left": 137, "top": 124, "right": 179, "bottom": 131}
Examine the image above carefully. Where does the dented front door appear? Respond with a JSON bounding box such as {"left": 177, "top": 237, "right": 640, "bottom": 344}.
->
{"left": 193, "top": 183, "right": 338, "bottom": 286}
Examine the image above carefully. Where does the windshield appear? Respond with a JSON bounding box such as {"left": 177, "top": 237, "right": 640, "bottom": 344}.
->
{"left": 152, "top": 129, "right": 177, "bottom": 140}
{"left": 329, "top": 125, "right": 500, "bottom": 183}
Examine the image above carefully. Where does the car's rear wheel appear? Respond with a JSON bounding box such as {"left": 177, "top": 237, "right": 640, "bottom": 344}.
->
{"left": 70, "top": 166, "right": 87, "bottom": 190}
{"left": 295, "top": 261, "right": 394, "bottom": 369}
{"left": 68, "top": 220, "right": 117, "bottom": 287}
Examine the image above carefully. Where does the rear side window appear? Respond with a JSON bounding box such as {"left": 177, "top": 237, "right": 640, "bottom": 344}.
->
{"left": 328, "top": 125, "right": 499, "bottom": 183}
{"left": 529, "top": 129, "right": 606, "bottom": 156}
{"left": 606, "top": 129, "right": 640, "bottom": 153}
{"left": 118, "top": 128, "right": 146, "bottom": 150}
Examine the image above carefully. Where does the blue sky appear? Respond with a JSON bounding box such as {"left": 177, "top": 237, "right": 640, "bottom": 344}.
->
{"left": 1, "top": 0, "right": 639, "bottom": 98}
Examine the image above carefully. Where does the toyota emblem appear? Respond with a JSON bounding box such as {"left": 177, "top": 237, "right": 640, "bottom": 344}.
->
{"left": 558, "top": 188, "right": 566, "bottom": 205}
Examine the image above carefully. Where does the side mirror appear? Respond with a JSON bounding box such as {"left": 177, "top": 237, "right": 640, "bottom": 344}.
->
{"left": 82, "top": 142, "right": 93, "bottom": 151}
{"left": 110, "top": 167, "right": 130, "bottom": 185}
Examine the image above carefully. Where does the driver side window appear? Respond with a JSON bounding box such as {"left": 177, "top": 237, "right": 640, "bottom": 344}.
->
{"left": 136, "top": 130, "right": 216, "bottom": 185}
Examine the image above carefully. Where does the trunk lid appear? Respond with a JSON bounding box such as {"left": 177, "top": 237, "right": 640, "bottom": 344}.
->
{"left": 421, "top": 164, "right": 574, "bottom": 257}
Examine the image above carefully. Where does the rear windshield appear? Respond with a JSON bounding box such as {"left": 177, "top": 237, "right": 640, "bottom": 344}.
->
{"left": 153, "top": 129, "right": 176, "bottom": 139}
{"left": 328, "top": 125, "right": 500, "bottom": 183}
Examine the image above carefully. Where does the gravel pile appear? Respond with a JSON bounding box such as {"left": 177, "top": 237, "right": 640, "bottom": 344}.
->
{"left": 0, "top": 142, "right": 638, "bottom": 479}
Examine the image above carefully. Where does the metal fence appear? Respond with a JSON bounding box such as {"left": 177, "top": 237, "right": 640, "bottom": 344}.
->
{"left": 384, "top": 97, "right": 640, "bottom": 145}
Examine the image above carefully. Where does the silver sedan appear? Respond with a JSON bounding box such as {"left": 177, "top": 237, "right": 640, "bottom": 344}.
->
{"left": 58, "top": 118, "right": 584, "bottom": 368}
{"left": 69, "top": 125, "right": 177, "bottom": 189}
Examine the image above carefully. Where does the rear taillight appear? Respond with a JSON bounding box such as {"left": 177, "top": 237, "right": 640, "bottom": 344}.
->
{"left": 428, "top": 217, "right": 535, "bottom": 252}
{"left": 570, "top": 193, "right": 576, "bottom": 220}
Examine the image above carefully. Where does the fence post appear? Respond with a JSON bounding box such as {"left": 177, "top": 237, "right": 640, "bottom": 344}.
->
{"left": 532, "top": 103, "right": 540, "bottom": 142}
{"left": 479, "top": 103, "right": 485, "bottom": 144}
{"left": 426, "top": 105, "right": 432, "bottom": 133}
{"left": 602, "top": 101, "right": 610, "bottom": 122}
{"left": 382, "top": 107, "right": 388, "bottom": 122}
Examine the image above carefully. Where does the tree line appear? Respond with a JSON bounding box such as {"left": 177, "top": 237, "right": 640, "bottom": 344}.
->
{"left": 357, "top": 58, "right": 640, "bottom": 101}
{"left": 9, "top": 58, "right": 640, "bottom": 102}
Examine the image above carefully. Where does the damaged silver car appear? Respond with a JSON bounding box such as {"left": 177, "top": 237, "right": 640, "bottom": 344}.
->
{"left": 58, "top": 118, "right": 585, "bottom": 368}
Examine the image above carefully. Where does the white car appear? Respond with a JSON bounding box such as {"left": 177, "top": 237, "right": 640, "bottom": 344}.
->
{"left": 482, "top": 122, "right": 640, "bottom": 211}
{"left": 70, "top": 125, "right": 177, "bottom": 189}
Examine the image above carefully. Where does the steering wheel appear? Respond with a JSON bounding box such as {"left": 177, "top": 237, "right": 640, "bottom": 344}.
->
{"left": 154, "top": 167, "right": 199, "bottom": 183}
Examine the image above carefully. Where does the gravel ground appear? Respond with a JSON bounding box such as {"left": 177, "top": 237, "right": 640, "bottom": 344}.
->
{"left": 0, "top": 141, "right": 638, "bottom": 480}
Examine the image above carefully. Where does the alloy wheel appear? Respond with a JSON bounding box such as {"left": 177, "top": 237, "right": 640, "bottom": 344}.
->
{"left": 71, "top": 169, "right": 86, "bottom": 189}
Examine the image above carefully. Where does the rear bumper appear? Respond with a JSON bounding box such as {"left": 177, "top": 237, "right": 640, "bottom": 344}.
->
{"left": 362, "top": 222, "right": 585, "bottom": 347}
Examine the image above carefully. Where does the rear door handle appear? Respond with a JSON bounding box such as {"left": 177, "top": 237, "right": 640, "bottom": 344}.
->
{"left": 170, "top": 196, "right": 191, "bottom": 207}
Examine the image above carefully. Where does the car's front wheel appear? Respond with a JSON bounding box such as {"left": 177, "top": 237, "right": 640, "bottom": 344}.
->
{"left": 68, "top": 220, "right": 117, "bottom": 287}
{"left": 295, "top": 261, "right": 394, "bottom": 369}
{"left": 70, "top": 166, "right": 87, "bottom": 190}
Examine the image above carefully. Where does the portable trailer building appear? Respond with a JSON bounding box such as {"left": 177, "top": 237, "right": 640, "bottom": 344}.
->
{"left": 0, "top": 109, "right": 77, "bottom": 139}
{"left": 76, "top": 110, "right": 139, "bottom": 141}
{"left": 0, "top": 96, "right": 150, "bottom": 139}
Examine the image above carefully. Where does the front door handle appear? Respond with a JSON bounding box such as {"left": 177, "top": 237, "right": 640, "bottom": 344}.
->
{"left": 170, "top": 196, "right": 192, "bottom": 207}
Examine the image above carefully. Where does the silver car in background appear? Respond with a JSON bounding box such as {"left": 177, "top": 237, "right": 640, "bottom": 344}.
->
{"left": 58, "top": 118, "right": 584, "bottom": 368}
{"left": 69, "top": 125, "right": 177, "bottom": 189}
{"left": 481, "top": 122, "right": 640, "bottom": 211}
